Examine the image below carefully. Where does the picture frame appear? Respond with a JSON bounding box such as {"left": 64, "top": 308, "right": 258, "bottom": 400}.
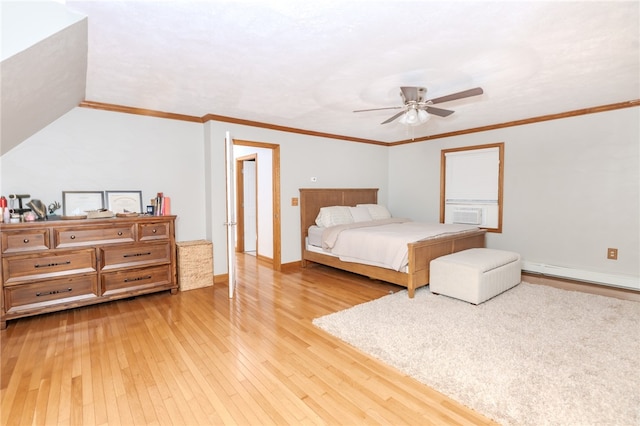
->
{"left": 62, "top": 191, "right": 105, "bottom": 216}
{"left": 105, "top": 190, "right": 143, "bottom": 213}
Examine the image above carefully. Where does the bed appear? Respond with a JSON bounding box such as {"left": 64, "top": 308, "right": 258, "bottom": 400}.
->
{"left": 299, "top": 188, "right": 486, "bottom": 298}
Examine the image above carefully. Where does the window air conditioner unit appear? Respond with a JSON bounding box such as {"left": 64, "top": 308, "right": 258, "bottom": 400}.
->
{"left": 452, "top": 207, "right": 483, "bottom": 225}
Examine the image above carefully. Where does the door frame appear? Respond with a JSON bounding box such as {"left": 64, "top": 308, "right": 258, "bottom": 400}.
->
{"left": 233, "top": 140, "right": 281, "bottom": 271}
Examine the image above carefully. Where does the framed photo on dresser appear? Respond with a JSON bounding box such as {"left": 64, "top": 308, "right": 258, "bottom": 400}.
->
{"left": 62, "top": 191, "right": 104, "bottom": 216}
{"left": 105, "top": 190, "right": 143, "bottom": 213}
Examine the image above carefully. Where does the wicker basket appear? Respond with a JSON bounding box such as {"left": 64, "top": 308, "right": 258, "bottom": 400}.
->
{"left": 176, "top": 240, "right": 213, "bottom": 291}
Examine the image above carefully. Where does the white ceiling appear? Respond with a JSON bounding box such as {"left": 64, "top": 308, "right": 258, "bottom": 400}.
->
{"left": 2, "top": 0, "right": 639, "bottom": 148}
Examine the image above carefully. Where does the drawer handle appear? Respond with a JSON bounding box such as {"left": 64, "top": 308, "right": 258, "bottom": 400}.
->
{"left": 36, "top": 288, "right": 72, "bottom": 297}
{"left": 124, "top": 275, "right": 152, "bottom": 283}
{"left": 34, "top": 261, "right": 71, "bottom": 268}
{"left": 123, "top": 252, "right": 152, "bottom": 258}
{"left": 152, "top": 229, "right": 157, "bottom": 233}
{"left": 118, "top": 231, "right": 123, "bottom": 236}
{"left": 23, "top": 238, "right": 29, "bottom": 244}
{"left": 70, "top": 235, "right": 76, "bottom": 240}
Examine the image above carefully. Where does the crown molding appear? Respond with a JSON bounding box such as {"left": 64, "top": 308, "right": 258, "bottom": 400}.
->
{"left": 79, "top": 99, "right": 639, "bottom": 146}
{"left": 79, "top": 101, "right": 204, "bottom": 123}
{"left": 200, "top": 113, "right": 386, "bottom": 146}
{"left": 389, "top": 99, "right": 640, "bottom": 146}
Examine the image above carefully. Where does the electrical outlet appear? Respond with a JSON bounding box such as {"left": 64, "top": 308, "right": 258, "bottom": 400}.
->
{"left": 607, "top": 248, "right": 618, "bottom": 260}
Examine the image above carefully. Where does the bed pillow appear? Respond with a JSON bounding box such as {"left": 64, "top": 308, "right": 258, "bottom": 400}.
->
{"left": 349, "top": 206, "right": 373, "bottom": 222}
{"left": 357, "top": 204, "right": 392, "bottom": 220}
{"left": 315, "top": 206, "right": 354, "bottom": 227}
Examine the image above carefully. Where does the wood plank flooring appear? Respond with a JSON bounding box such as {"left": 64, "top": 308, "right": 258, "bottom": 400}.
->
{"left": 1, "top": 254, "right": 497, "bottom": 425}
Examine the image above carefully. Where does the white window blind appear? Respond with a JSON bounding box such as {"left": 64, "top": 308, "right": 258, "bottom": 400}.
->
{"left": 445, "top": 147, "right": 499, "bottom": 202}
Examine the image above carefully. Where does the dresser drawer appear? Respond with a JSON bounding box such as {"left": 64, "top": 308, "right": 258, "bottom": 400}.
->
{"left": 2, "top": 249, "right": 96, "bottom": 284}
{"left": 54, "top": 224, "right": 135, "bottom": 248}
{"left": 101, "top": 264, "right": 173, "bottom": 296}
{"left": 4, "top": 274, "right": 99, "bottom": 313}
{"left": 138, "top": 221, "right": 170, "bottom": 241}
{"left": 100, "top": 242, "right": 171, "bottom": 271}
{"left": 1, "top": 229, "right": 50, "bottom": 254}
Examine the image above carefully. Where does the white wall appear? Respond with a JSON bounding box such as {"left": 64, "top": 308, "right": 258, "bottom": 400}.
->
{"left": 388, "top": 108, "right": 639, "bottom": 288}
{"left": 0, "top": 107, "right": 207, "bottom": 242}
{"left": 3, "top": 106, "right": 637, "bottom": 289}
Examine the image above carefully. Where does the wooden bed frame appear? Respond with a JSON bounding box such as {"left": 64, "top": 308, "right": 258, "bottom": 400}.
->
{"left": 299, "top": 188, "right": 486, "bottom": 298}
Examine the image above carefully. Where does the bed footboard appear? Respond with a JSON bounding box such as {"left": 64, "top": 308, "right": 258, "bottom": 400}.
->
{"left": 406, "top": 229, "right": 486, "bottom": 297}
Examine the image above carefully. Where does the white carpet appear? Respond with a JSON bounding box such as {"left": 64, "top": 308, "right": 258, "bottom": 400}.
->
{"left": 313, "top": 283, "right": 640, "bottom": 425}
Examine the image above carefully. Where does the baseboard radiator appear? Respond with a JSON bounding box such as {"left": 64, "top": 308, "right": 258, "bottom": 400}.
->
{"left": 521, "top": 261, "right": 639, "bottom": 291}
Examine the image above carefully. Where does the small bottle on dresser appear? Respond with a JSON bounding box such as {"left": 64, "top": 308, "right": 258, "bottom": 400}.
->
{"left": 0, "top": 196, "right": 7, "bottom": 223}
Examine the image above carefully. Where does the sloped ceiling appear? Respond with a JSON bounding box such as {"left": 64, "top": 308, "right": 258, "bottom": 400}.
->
{"left": 1, "top": 2, "right": 87, "bottom": 155}
{"left": 1, "top": 0, "right": 639, "bottom": 154}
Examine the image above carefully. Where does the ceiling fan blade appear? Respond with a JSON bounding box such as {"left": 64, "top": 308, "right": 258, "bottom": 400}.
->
{"left": 424, "top": 106, "right": 455, "bottom": 117}
{"left": 353, "top": 106, "right": 403, "bottom": 113}
{"left": 428, "top": 87, "right": 484, "bottom": 104}
{"left": 381, "top": 110, "right": 407, "bottom": 124}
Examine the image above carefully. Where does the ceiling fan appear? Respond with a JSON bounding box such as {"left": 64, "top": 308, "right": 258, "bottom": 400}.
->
{"left": 354, "top": 86, "right": 484, "bottom": 125}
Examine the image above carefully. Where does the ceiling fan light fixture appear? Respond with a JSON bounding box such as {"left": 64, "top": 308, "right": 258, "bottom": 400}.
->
{"left": 417, "top": 109, "right": 429, "bottom": 123}
{"left": 399, "top": 107, "right": 429, "bottom": 126}
{"left": 405, "top": 108, "right": 418, "bottom": 124}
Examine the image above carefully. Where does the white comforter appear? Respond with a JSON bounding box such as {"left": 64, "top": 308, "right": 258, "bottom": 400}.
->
{"left": 321, "top": 219, "right": 479, "bottom": 271}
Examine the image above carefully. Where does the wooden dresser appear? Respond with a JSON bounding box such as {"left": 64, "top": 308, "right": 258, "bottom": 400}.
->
{"left": 0, "top": 215, "right": 177, "bottom": 329}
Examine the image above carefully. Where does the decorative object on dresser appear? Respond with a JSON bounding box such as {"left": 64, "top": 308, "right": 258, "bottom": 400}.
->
{"left": 26, "top": 199, "right": 47, "bottom": 220}
{"left": 105, "top": 190, "right": 143, "bottom": 213}
{"left": 0, "top": 215, "right": 178, "bottom": 329}
{"left": 62, "top": 191, "right": 105, "bottom": 216}
{"left": 0, "top": 196, "right": 7, "bottom": 223}
{"left": 47, "top": 201, "right": 62, "bottom": 216}
{"left": 299, "top": 188, "right": 486, "bottom": 298}
{"left": 152, "top": 192, "right": 171, "bottom": 216}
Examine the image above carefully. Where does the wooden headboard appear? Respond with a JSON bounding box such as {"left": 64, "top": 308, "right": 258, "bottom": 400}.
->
{"left": 299, "top": 188, "right": 378, "bottom": 255}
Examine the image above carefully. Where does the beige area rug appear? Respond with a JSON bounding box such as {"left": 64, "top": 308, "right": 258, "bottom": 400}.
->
{"left": 313, "top": 282, "right": 640, "bottom": 425}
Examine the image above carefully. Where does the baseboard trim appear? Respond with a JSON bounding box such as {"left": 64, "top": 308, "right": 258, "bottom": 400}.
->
{"left": 214, "top": 273, "right": 228, "bottom": 285}
{"left": 522, "top": 272, "right": 640, "bottom": 302}
{"left": 280, "top": 260, "right": 302, "bottom": 272}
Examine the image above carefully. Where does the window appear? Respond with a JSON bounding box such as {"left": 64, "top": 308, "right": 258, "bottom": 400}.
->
{"left": 440, "top": 142, "right": 504, "bottom": 233}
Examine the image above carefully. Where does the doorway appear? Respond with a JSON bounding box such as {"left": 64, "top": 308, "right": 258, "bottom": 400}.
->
{"left": 235, "top": 155, "right": 257, "bottom": 255}
{"left": 233, "top": 140, "right": 281, "bottom": 271}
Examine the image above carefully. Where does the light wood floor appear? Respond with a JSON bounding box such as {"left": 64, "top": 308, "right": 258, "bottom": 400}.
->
{"left": 1, "top": 254, "right": 497, "bottom": 425}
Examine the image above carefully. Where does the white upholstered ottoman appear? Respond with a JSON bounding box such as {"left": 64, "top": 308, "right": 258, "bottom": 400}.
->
{"left": 429, "top": 248, "right": 521, "bottom": 304}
